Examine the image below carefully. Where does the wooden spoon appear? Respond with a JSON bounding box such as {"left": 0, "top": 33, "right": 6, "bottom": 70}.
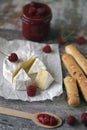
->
{"left": 0, "top": 107, "right": 62, "bottom": 128}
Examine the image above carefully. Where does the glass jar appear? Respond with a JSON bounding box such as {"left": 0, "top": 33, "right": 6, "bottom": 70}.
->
{"left": 22, "top": 2, "right": 52, "bottom": 42}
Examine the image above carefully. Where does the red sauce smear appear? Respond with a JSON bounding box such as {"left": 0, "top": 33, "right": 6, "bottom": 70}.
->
{"left": 37, "top": 113, "right": 58, "bottom": 126}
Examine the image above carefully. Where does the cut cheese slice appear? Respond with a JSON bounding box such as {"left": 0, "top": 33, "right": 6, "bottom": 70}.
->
{"left": 13, "top": 68, "right": 32, "bottom": 90}
{"left": 12, "top": 57, "right": 36, "bottom": 82}
{"left": 28, "top": 58, "right": 46, "bottom": 75}
{"left": 34, "top": 69, "right": 54, "bottom": 90}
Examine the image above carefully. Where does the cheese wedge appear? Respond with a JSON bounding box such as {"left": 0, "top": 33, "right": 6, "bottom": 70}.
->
{"left": 13, "top": 68, "right": 32, "bottom": 90}
{"left": 12, "top": 57, "right": 36, "bottom": 81}
{"left": 28, "top": 58, "right": 46, "bottom": 75}
{"left": 28, "top": 58, "right": 46, "bottom": 83}
{"left": 34, "top": 69, "right": 54, "bottom": 90}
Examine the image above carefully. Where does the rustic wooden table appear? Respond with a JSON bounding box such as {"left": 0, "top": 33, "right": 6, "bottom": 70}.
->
{"left": 0, "top": 29, "right": 87, "bottom": 130}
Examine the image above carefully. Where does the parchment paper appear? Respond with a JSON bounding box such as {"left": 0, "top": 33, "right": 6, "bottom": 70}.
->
{"left": 0, "top": 37, "right": 63, "bottom": 101}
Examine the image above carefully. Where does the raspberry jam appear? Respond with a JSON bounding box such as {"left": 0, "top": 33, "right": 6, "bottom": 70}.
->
{"left": 22, "top": 2, "right": 52, "bottom": 42}
{"left": 37, "top": 113, "right": 58, "bottom": 126}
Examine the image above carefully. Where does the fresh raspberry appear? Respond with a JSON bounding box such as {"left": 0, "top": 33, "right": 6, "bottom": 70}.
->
{"left": 57, "top": 37, "right": 66, "bottom": 45}
{"left": 81, "top": 112, "right": 87, "bottom": 126}
{"left": 8, "top": 53, "right": 18, "bottom": 62}
{"left": 77, "top": 36, "right": 86, "bottom": 45}
{"left": 67, "top": 115, "right": 76, "bottom": 126}
{"left": 42, "top": 45, "right": 52, "bottom": 53}
{"left": 27, "top": 85, "right": 37, "bottom": 97}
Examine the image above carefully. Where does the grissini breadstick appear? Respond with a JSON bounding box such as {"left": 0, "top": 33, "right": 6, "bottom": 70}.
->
{"left": 62, "top": 54, "right": 87, "bottom": 102}
{"left": 65, "top": 44, "right": 87, "bottom": 75}
{"left": 64, "top": 76, "right": 80, "bottom": 107}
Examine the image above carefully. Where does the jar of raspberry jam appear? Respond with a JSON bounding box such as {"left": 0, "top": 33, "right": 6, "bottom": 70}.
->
{"left": 22, "top": 1, "right": 52, "bottom": 42}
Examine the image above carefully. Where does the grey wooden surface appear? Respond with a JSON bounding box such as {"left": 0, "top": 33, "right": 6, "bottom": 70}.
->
{"left": 0, "top": 29, "right": 87, "bottom": 130}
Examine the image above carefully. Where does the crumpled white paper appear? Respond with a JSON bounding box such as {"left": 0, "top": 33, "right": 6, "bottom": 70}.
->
{"left": 0, "top": 37, "right": 63, "bottom": 102}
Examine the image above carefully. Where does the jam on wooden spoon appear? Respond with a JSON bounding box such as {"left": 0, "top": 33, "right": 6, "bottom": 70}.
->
{"left": 0, "top": 107, "right": 62, "bottom": 128}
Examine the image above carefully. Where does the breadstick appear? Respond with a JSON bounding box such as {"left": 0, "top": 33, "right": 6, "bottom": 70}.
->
{"left": 62, "top": 54, "right": 87, "bottom": 102}
{"left": 65, "top": 44, "right": 87, "bottom": 75}
{"left": 64, "top": 76, "right": 80, "bottom": 107}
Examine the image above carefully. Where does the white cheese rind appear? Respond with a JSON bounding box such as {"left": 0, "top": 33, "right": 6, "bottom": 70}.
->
{"left": 3, "top": 48, "right": 36, "bottom": 84}
{"left": 3, "top": 57, "right": 22, "bottom": 83}
{"left": 13, "top": 69, "right": 32, "bottom": 90}
{"left": 34, "top": 69, "right": 54, "bottom": 90}
{"left": 28, "top": 58, "right": 46, "bottom": 75}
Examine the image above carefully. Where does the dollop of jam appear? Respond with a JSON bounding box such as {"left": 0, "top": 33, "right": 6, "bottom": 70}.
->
{"left": 37, "top": 113, "right": 58, "bottom": 126}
